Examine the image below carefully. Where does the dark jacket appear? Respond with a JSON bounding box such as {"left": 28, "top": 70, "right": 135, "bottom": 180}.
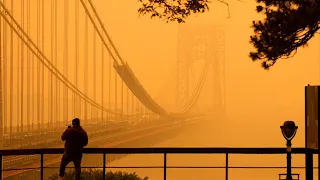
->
{"left": 61, "top": 126, "right": 88, "bottom": 154}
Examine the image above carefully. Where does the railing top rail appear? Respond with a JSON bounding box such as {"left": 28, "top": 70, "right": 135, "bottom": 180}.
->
{"left": 0, "top": 147, "right": 317, "bottom": 156}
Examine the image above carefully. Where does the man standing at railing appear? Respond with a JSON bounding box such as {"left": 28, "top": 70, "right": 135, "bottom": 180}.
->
{"left": 58, "top": 118, "right": 88, "bottom": 180}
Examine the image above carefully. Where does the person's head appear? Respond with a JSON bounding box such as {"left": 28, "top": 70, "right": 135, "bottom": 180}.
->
{"left": 72, "top": 118, "right": 80, "bottom": 127}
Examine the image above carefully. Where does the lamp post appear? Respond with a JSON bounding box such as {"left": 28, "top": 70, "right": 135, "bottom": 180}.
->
{"left": 280, "top": 121, "right": 298, "bottom": 180}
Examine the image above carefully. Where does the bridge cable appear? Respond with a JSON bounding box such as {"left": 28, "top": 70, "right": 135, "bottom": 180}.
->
{"left": 54, "top": 0, "right": 59, "bottom": 128}
{"left": 9, "top": 0, "right": 13, "bottom": 133}
{"left": 3, "top": 0, "right": 7, "bottom": 134}
{"left": 180, "top": 47, "right": 213, "bottom": 114}
{"left": 63, "top": 0, "right": 69, "bottom": 125}
{"left": 82, "top": 0, "right": 210, "bottom": 117}
{"left": 0, "top": 3, "right": 121, "bottom": 115}
{"left": 86, "top": 0, "right": 125, "bottom": 65}
{"left": 36, "top": 0, "right": 40, "bottom": 131}
{"left": 49, "top": 0, "right": 54, "bottom": 129}
{"left": 93, "top": 21, "right": 96, "bottom": 123}
{"left": 41, "top": 0, "right": 44, "bottom": 129}
{"left": 84, "top": 0, "right": 88, "bottom": 124}
{"left": 74, "top": 0, "right": 79, "bottom": 118}
{"left": 101, "top": 41, "right": 104, "bottom": 123}
{"left": 27, "top": 0, "right": 31, "bottom": 131}
{"left": 78, "top": 0, "right": 120, "bottom": 66}
{"left": 20, "top": 0, "right": 24, "bottom": 132}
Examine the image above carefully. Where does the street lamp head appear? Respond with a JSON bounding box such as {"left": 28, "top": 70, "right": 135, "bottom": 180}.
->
{"left": 280, "top": 121, "right": 298, "bottom": 141}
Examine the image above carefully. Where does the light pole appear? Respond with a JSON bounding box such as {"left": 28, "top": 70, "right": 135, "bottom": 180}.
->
{"left": 280, "top": 121, "right": 298, "bottom": 180}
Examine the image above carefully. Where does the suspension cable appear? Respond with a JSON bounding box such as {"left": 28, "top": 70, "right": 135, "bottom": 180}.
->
{"left": 0, "top": 4, "right": 120, "bottom": 115}
{"left": 41, "top": 0, "right": 44, "bottom": 129}
{"left": 20, "top": 0, "right": 24, "bottom": 132}
{"left": 84, "top": 0, "right": 88, "bottom": 124}
{"left": 26, "top": 0, "right": 30, "bottom": 131}
{"left": 74, "top": 0, "right": 79, "bottom": 118}
{"left": 36, "top": 0, "right": 40, "bottom": 130}
{"left": 9, "top": 0, "right": 13, "bottom": 133}
{"left": 108, "top": 54, "right": 111, "bottom": 121}
{"left": 86, "top": 0, "right": 125, "bottom": 65}
{"left": 101, "top": 42, "right": 104, "bottom": 123}
{"left": 78, "top": 0, "right": 120, "bottom": 66}
{"left": 0, "top": 0, "right": 3, "bottom": 138}
{"left": 49, "top": 0, "right": 54, "bottom": 129}
{"left": 93, "top": 22, "right": 96, "bottom": 123}
{"left": 54, "top": 0, "right": 58, "bottom": 128}
{"left": 180, "top": 48, "right": 212, "bottom": 114}
{"left": 3, "top": 0, "right": 7, "bottom": 134}
{"left": 64, "top": 0, "right": 69, "bottom": 124}
{"left": 16, "top": 10, "right": 20, "bottom": 133}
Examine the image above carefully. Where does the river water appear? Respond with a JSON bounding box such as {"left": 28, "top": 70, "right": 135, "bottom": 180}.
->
{"left": 105, "top": 119, "right": 316, "bottom": 180}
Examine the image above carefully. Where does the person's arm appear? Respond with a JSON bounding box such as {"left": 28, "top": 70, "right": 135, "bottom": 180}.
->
{"left": 83, "top": 132, "right": 88, "bottom": 146}
{"left": 61, "top": 129, "right": 70, "bottom": 141}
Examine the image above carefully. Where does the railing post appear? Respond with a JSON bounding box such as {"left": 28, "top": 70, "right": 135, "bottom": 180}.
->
{"left": 305, "top": 149, "right": 313, "bottom": 180}
{"left": 225, "top": 153, "right": 228, "bottom": 180}
{"left": 0, "top": 154, "right": 2, "bottom": 180}
{"left": 40, "top": 153, "right": 44, "bottom": 180}
{"left": 102, "top": 153, "right": 106, "bottom": 180}
{"left": 164, "top": 153, "right": 167, "bottom": 180}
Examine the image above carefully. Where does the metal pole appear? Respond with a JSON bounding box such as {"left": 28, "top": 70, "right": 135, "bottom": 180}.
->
{"left": 286, "top": 140, "right": 292, "bottom": 180}
{"left": 305, "top": 149, "right": 313, "bottom": 180}
{"left": 102, "top": 153, "right": 106, "bottom": 180}
{"left": 225, "top": 153, "right": 228, "bottom": 180}
{"left": 0, "top": 155, "right": 2, "bottom": 180}
{"left": 40, "top": 153, "right": 43, "bottom": 180}
{"left": 311, "top": 147, "right": 320, "bottom": 180}
{"left": 163, "top": 153, "right": 167, "bottom": 180}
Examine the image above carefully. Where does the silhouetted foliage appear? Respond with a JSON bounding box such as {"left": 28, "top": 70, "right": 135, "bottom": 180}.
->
{"left": 249, "top": 0, "right": 320, "bottom": 69}
{"left": 48, "top": 169, "right": 149, "bottom": 180}
{"left": 138, "top": 0, "right": 320, "bottom": 70}
{"left": 138, "top": 0, "right": 213, "bottom": 23}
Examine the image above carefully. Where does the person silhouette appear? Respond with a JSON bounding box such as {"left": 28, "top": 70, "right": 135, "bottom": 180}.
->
{"left": 58, "top": 118, "right": 88, "bottom": 180}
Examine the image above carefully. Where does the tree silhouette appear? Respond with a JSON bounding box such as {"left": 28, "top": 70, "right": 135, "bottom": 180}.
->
{"left": 250, "top": 0, "right": 320, "bottom": 69}
{"left": 138, "top": 0, "right": 223, "bottom": 23}
{"left": 138, "top": 0, "right": 320, "bottom": 70}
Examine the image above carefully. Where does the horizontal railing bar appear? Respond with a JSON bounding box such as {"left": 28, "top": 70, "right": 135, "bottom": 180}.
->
{"left": 0, "top": 147, "right": 317, "bottom": 156}
{"left": 2, "top": 166, "right": 319, "bottom": 171}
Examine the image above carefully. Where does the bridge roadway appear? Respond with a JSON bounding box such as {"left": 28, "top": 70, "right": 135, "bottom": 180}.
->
{"left": 2, "top": 117, "right": 206, "bottom": 179}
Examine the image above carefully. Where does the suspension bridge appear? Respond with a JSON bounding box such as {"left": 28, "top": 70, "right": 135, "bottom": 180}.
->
{"left": 0, "top": 0, "right": 226, "bottom": 178}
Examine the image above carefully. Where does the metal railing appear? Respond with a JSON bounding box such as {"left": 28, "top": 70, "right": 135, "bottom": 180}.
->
{"left": 0, "top": 147, "right": 317, "bottom": 180}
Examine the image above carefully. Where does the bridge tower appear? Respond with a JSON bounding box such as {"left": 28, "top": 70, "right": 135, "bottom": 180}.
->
{"left": 176, "top": 24, "right": 226, "bottom": 119}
